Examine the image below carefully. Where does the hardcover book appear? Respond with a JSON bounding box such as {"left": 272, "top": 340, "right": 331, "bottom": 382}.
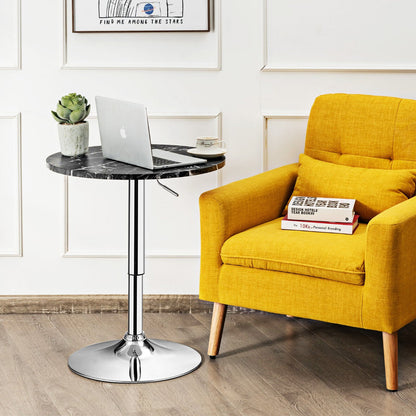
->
{"left": 281, "top": 214, "right": 360, "bottom": 235}
{"left": 287, "top": 196, "right": 355, "bottom": 223}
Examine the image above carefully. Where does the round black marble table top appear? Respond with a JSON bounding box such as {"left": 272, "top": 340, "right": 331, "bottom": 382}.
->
{"left": 46, "top": 145, "right": 225, "bottom": 180}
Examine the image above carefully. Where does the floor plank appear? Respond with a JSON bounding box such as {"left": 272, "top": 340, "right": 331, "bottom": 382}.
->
{"left": 0, "top": 319, "right": 61, "bottom": 416}
{"left": 195, "top": 313, "right": 365, "bottom": 416}
{"left": 1, "top": 312, "right": 416, "bottom": 415}
{"left": 247, "top": 314, "right": 416, "bottom": 416}
{"left": 1, "top": 315, "right": 125, "bottom": 416}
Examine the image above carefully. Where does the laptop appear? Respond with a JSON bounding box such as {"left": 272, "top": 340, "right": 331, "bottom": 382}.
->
{"left": 95, "top": 96, "right": 207, "bottom": 170}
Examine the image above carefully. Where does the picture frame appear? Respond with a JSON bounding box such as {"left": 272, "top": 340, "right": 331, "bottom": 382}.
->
{"left": 72, "top": 0, "right": 210, "bottom": 33}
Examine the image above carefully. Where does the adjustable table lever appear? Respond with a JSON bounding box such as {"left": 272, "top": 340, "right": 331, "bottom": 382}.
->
{"left": 156, "top": 180, "right": 179, "bottom": 197}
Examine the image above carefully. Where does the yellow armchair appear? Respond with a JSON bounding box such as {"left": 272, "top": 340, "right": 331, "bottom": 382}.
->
{"left": 199, "top": 93, "right": 416, "bottom": 391}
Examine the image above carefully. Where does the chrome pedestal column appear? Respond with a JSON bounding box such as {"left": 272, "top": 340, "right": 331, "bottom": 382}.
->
{"left": 68, "top": 180, "right": 201, "bottom": 383}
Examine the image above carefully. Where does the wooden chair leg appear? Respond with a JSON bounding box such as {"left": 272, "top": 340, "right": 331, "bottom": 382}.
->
{"left": 208, "top": 302, "right": 227, "bottom": 358}
{"left": 383, "top": 331, "right": 398, "bottom": 391}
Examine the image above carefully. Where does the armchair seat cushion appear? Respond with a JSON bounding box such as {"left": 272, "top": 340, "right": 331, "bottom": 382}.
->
{"left": 221, "top": 217, "right": 367, "bottom": 285}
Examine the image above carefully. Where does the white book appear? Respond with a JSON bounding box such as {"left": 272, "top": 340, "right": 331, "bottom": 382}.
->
{"left": 287, "top": 196, "right": 355, "bottom": 223}
{"left": 281, "top": 215, "right": 360, "bottom": 235}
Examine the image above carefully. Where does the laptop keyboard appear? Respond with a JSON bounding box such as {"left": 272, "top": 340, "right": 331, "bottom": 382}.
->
{"left": 153, "top": 156, "right": 178, "bottom": 166}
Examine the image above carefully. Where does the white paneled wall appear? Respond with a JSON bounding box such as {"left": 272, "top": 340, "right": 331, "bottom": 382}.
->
{"left": 263, "top": 0, "right": 416, "bottom": 71}
{"left": 0, "top": 115, "right": 22, "bottom": 256}
{"left": 1, "top": 0, "right": 416, "bottom": 295}
{"left": 0, "top": 0, "right": 20, "bottom": 69}
{"left": 263, "top": 116, "right": 308, "bottom": 171}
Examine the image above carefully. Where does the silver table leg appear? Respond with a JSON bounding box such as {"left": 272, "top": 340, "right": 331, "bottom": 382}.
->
{"left": 68, "top": 180, "right": 201, "bottom": 383}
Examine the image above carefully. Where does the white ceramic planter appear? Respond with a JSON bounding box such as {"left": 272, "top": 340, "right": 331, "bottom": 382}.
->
{"left": 58, "top": 122, "right": 89, "bottom": 156}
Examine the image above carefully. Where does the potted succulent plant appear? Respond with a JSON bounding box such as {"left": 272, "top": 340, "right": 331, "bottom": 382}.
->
{"left": 51, "top": 93, "right": 91, "bottom": 156}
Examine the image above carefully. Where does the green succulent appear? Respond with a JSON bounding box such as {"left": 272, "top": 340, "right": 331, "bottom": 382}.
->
{"left": 51, "top": 93, "right": 91, "bottom": 124}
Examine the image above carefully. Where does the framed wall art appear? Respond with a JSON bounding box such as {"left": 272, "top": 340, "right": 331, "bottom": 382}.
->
{"left": 72, "top": 0, "right": 210, "bottom": 32}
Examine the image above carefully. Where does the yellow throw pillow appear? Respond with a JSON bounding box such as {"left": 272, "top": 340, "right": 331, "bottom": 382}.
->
{"left": 289, "top": 154, "right": 416, "bottom": 222}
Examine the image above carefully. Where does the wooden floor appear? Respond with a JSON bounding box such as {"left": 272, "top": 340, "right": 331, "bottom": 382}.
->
{"left": 1, "top": 312, "right": 416, "bottom": 416}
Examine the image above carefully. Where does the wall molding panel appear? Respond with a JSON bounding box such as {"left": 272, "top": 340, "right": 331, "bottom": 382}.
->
{"left": 62, "top": 0, "right": 222, "bottom": 71}
{"left": 261, "top": 0, "right": 416, "bottom": 72}
{"left": 0, "top": 114, "right": 23, "bottom": 257}
{"left": 0, "top": 0, "right": 21, "bottom": 70}
{"left": 63, "top": 113, "right": 222, "bottom": 258}
{"left": 262, "top": 114, "right": 308, "bottom": 172}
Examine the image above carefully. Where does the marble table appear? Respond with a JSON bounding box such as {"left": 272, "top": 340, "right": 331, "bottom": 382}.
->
{"left": 46, "top": 145, "right": 225, "bottom": 383}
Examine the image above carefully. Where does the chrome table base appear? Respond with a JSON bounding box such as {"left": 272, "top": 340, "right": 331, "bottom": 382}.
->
{"left": 68, "top": 180, "right": 201, "bottom": 383}
{"left": 68, "top": 334, "right": 201, "bottom": 383}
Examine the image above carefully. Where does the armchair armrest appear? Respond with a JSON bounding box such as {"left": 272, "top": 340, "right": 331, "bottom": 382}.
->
{"left": 199, "top": 163, "right": 298, "bottom": 301}
{"left": 363, "top": 196, "right": 416, "bottom": 333}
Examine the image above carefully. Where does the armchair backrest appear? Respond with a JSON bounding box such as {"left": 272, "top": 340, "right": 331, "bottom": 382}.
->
{"left": 305, "top": 93, "right": 416, "bottom": 169}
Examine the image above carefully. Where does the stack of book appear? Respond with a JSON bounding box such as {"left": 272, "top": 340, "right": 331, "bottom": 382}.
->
{"left": 282, "top": 196, "right": 359, "bottom": 235}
